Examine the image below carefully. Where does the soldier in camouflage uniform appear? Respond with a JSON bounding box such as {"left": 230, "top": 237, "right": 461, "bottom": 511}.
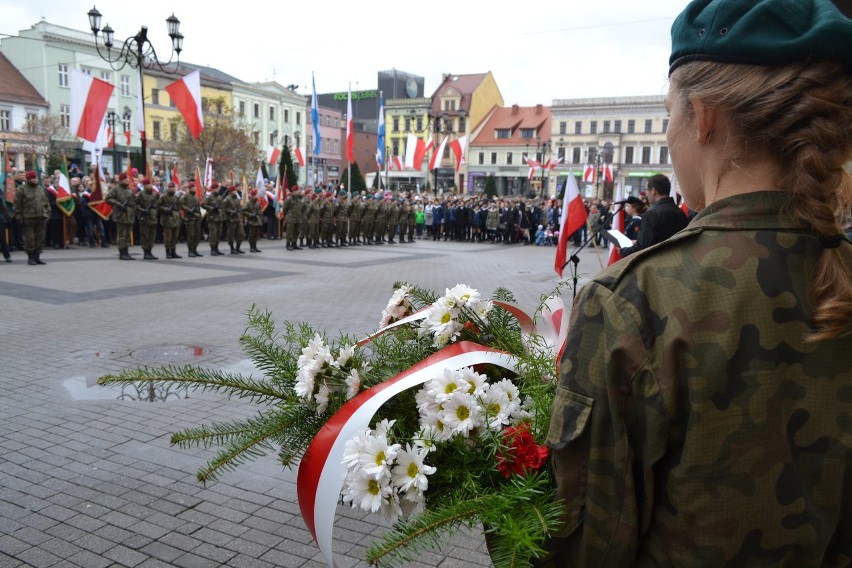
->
{"left": 334, "top": 192, "right": 348, "bottom": 247}
{"left": 203, "top": 184, "right": 224, "bottom": 256}
{"left": 348, "top": 193, "right": 362, "bottom": 245}
{"left": 281, "top": 186, "right": 303, "bottom": 251}
{"left": 224, "top": 188, "right": 245, "bottom": 254}
{"left": 13, "top": 171, "right": 50, "bottom": 265}
{"left": 373, "top": 197, "right": 387, "bottom": 245}
{"left": 361, "top": 196, "right": 375, "bottom": 245}
{"left": 545, "top": 1, "right": 852, "bottom": 566}
{"left": 404, "top": 200, "right": 416, "bottom": 243}
{"left": 385, "top": 198, "right": 400, "bottom": 244}
{"left": 135, "top": 178, "right": 159, "bottom": 260}
{"left": 181, "top": 183, "right": 204, "bottom": 257}
{"left": 319, "top": 192, "right": 334, "bottom": 248}
{"left": 305, "top": 192, "right": 320, "bottom": 249}
{"left": 243, "top": 190, "right": 263, "bottom": 252}
{"left": 105, "top": 172, "right": 136, "bottom": 261}
{"left": 158, "top": 184, "right": 181, "bottom": 259}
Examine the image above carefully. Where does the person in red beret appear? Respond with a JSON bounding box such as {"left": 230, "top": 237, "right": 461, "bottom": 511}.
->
{"left": 13, "top": 170, "right": 50, "bottom": 265}
{"left": 106, "top": 170, "right": 137, "bottom": 260}
{"left": 243, "top": 189, "right": 263, "bottom": 252}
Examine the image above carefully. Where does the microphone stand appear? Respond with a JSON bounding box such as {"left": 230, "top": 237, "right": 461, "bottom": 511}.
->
{"left": 562, "top": 203, "right": 625, "bottom": 299}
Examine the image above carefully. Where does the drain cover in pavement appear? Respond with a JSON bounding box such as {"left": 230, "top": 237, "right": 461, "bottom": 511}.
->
{"left": 130, "top": 345, "right": 208, "bottom": 363}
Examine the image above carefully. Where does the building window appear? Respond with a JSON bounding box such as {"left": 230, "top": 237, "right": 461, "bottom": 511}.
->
{"left": 100, "top": 70, "right": 111, "bottom": 82}
{"left": 254, "top": 103, "right": 260, "bottom": 118}
{"left": 644, "top": 119, "right": 653, "bottom": 133}
{"left": 478, "top": 152, "right": 484, "bottom": 165}
{"left": 662, "top": 119, "right": 669, "bottom": 133}
{"left": 122, "top": 115, "right": 130, "bottom": 134}
{"left": 574, "top": 121, "right": 582, "bottom": 134}
{"left": 269, "top": 132, "right": 276, "bottom": 146}
{"left": 660, "top": 146, "right": 669, "bottom": 164}
{"left": 269, "top": 107, "right": 275, "bottom": 121}
{"left": 333, "top": 140, "right": 338, "bottom": 154}
{"left": 588, "top": 147, "right": 598, "bottom": 164}
{"left": 459, "top": 117, "right": 465, "bottom": 132}
{"left": 121, "top": 74, "right": 130, "bottom": 96}
{"left": 614, "top": 120, "right": 622, "bottom": 133}
{"left": 25, "top": 113, "right": 37, "bottom": 133}
{"left": 491, "top": 152, "right": 497, "bottom": 165}
{"left": 296, "top": 111, "right": 301, "bottom": 125}
{"left": 625, "top": 147, "right": 634, "bottom": 164}
{"left": 520, "top": 128, "right": 535, "bottom": 139}
{"left": 416, "top": 117, "right": 423, "bottom": 131}
{"left": 559, "top": 121, "right": 567, "bottom": 135}
{"left": 392, "top": 140, "right": 399, "bottom": 156}
{"left": 152, "top": 120, "right": 161, "bottom": 141}
{"left": 572, "top": 147, "right": 581, "bottom": 164}
{"left": 641, "top": 146, "right": 651, "bottom": 164}
{"left": 239, "top": 101, "right": 245, "bottom": 117}
{"left": 214, "top": 100, "right": 221, "bottom": 114}
{"left": 151, "top": 88, "right": 159, "bottom": 105}
{"left": 392, "top": 116, "right": 399, "bottom": 132}
{"left": 404, "top": 117, "right": 411, "bottom": 131}
{"left": 603, "top": 120, "right": 610, "bottom": 133}
{"left": 506, "top": 152, "right": 513, "bottom": 165}
{"left": 284, "top": 109, "right": 289, "bottom": 123}
{"left": 170, "top": 123, "right": 177, "bottom": 142}
{"left": 590, "top": 121, "right": 597, "bottom": 134}
{"left": 59, "top": 104, "right": 70, "bottom": 128}
{"left": 495, "top": 129, "right": 510, "bottom": 139}
{"left": 0, "top": 109, "right": 10, "bottom": 131}
{"left": 58, "top": 64, "right": 69, "bottom": 87}
{"left": 627, "top": 120, "right": 635, "bottom": 134}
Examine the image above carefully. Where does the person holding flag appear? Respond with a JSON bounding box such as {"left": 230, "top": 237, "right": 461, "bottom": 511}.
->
{"left": 13, "top": 171, "right": 50, "bottom": 265}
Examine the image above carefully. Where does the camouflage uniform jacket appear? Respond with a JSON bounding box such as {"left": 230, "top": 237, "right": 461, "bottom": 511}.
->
{"left": 547, "top": 191, "right": 852, "bottom": 567}
{"left": 13, "top": 182, "right": 50, "bottom": 220}
{"left": 243, "top": 201, "right": 263, "bottom": 227}
{"left": 105, "top": 185, "right": 136, "bottom": 224}
{"left": 135, "top": 190, "right": 159, "bottom": 226}
{"left": 158, "top": 193, "right": 181, "bottom": 228}
{"left": 180, "top": 193, "right": 203, "bottom": 220}
{"left": 203, "top": 193, "right": 223, "bottom": 222}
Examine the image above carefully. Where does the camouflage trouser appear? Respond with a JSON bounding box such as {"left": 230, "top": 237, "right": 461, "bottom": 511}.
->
{"left": 247, "top": 225, "right": 259, "bottom": 247}
{"left": 349, "top": 219, "right": 360, "bottom": 240}
{"left": 116, "top": 222, "right": 133, "bottom": 248}
{"left": 287, "top": 219, "right": 301, "bottom": 245}
{"left": 207, "top": 220, "right": 221, "bottom": 248}
{"left": 227, "top": 220, "right": 243, "bottom": 246}
{"left": 185, "top": 220, "right": 201, "bottom": 249}
{"left": 139, "top": 223, "right": 156, "bottom": 250}
{"left": 308, "top": 221, "right": 319, "bottom": 242}
{"left": 336, "top": 218, "right": 347, "bottom": 242}
{"left": 163, "top": 226, "right": 179, "bottom": 249}
{"left": 22, "top": 218, "right": 46, "bottom": 254}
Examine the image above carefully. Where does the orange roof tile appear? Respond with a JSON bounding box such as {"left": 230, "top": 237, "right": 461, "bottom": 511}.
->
{"left": 0, "top": 53, "right": 49, "bottom": 107}
{"left": 472, "top": 104, "right": 552, "bottom": 147}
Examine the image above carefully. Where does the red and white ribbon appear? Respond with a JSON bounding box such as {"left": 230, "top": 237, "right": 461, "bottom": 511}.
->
{"left": 297, "top": 341, "right": 521, "bottom": 568}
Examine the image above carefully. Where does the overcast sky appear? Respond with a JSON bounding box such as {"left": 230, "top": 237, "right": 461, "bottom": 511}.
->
{"left": 1, "top": 0, "right": 686, "bottom": 105}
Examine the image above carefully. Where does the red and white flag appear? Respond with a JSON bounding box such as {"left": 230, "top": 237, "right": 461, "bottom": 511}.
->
{"left": 428, "top": 136, "right": 447, "bottom": 171}
{"left": 404, "top": 133, "right": 419, "bottom": 170}
{"left": 124, "top": 127, "right": 131, "bottom": 146}
{"left": 266, "top": 145, "right": 281, "bottom": 166}
{"left": 204, "top": 157, "right": 214, "bottom": 189}
{"left": 555, "top": 173, "right": 589, "bottom": 277}
{"left": 603, "top": 163, "right": 614, "bottom": 183}
{"left": 164, "top": 70, "right": 204, "bottom": 139}
{"left": 416, "top": 138, "right": 433, "bottom": 170}
{"left": 256, "top": 166, "right": 268, "bottom": 210}
{"left": 69, "top": 69, "right": 114, "bottom": 143}
{"left": 449, "top": 135, "right": 467, "bottom": 172}
{"left": 391, "top": 156, "right": 403, "bottom": 171}
{"left": 171, "top": 164, "right": 181, "bottom": 191}
{"left": 294, "top": 146, "right": 306, "bottom": 167}
{"left": 525, "top": 155, "right": 541, "bottom": 181}
{"left": 608, "top": 179, "right": 625, "bottom": 266}
{"left": 135, "top": 73, "right": 145, "bottom": 141}
{"left": 583, "top": 164, "right": 595, "bottom": 184}
{"left": 346, "top": 85, "right": 354, "bottom": 163}
{"left": 545, "top": 157, "right": 563, "bottom": 170}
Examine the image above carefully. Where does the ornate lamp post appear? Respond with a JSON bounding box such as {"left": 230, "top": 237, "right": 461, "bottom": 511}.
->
{"left": 86, "top": 6, "right": 184, "bottom": 169}
{"left": 104, "top": 106, "right": 131, "bottom": 177}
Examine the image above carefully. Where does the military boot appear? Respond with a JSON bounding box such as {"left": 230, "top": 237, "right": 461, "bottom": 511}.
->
{"left": 143, "top": 249, "right": 157, "bottom": 260}
{"left": 35, "top": 253, "right": 46, "bottom": 265}
{"left": 119, "top": 248, "right": 134, "bottom": 260}
{"left": 165, "top": 248, "right": 174, "bottom": 259}
{"left": 250, "top": 245, "right": 261, "bottom": 253}
{"left": 194, "top": 247, "right": 203, "bottom": 257}
{"left": 229, "top": 243, "right": 237, "bottom": 254}
{"left": 171, "top": 248, "right": 182, "bottom": 259}
{"left": 235, "top": 245, "right": 245, "bottom": 254}
{"left": 187, "top": 248, "right": 197, "bottom": 258}
{"left": 27, "top": 253, "right": 37, "bottom": 265}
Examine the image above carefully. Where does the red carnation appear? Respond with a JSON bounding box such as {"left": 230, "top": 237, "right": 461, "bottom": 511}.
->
{"left": 496, "top": 422, "right": 549, "bottom": 478}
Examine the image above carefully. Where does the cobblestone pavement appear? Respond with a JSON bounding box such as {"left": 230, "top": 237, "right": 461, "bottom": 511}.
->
{"left": 0, "top": 237, "right": 607, "bottom": 567}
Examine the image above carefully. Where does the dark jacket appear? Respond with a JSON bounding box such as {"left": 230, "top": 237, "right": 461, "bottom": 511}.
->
{"left": 620, "top": 197, "right": 688, "bottom": 257}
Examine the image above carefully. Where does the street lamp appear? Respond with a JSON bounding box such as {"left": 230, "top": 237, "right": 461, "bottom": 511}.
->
{"left": 87, "top": 6, "right": 184, "bottom": 169}
{"left": 536, "top": 139, "right": 551, "bottom": 199}
{"left": 105, "top": 106, "right": 131, "bottom": 177}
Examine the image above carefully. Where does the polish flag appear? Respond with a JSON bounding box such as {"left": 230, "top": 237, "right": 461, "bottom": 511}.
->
{"left": 294, "top": 146, "right": 306, "bottom": 167}
{"left": 608, "top": 179, "right": 625, "bottom": 266}
{"left": 135, "top": 73, "right": 145, "bottom": 141}
{"left": 165, "top": 70, "right": 204, "bottom": 139}
{"left": 583, "top": 164, "right": 595, "bottom": 184}
{"left": 124, "top": 128, "right": 131, "bottom": 146}
{"left": 429, "top": 136, "right": 447, "bottom": 171}
{"left": 525, "top": 155, "right": 540, "bottom": 181}
{"left": 266, "top": 145, "right": 281, "bottom": 166}
{"left": 106, "top": 126, "right": 115, "bottom": 148}
{"left": 545, "top": 157, "right": 563, "bottom": 170}
{"left": 603, "top": 163, "right": 613, "bottom": 183}
{"left": 391, "top": 156, "right": 403, "bottom": 171}
{"left": 555, "top": 173, "right": 589, "bottom": 277}
{"left": 256, "top": 166, "right": 268, "bottom": 210}
{"left": 346, "top": 86, "right": 354, "bottom": 163}
{"left": 69, "top": 69, "right": 114, "bottom": 143}
{"left": 415, "top": 138, "right": 433, "bottom": 170}
{"left": 171, "top": 164, "right": 181, "bottom": 191}
{"left": 404, "top": 133, "right": 426, "bottom": 170}
{"left": 449, "top": 135, "right": 467, "bottom": 172}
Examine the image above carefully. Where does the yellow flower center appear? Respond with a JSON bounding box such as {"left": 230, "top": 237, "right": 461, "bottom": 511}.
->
{"left": 367, "top": 479, "right": 380, "bottom": 496}
{"left": 487, "top": 402, "right": 501, "bottom": 414}
{"left": 444, "top": 383, "right": 457, "bottom": 395}
{"left": 441, "top": 312, "right": 452, "bottom": 325}
{"left": 407, "top": 462, "right": 419, "bottom": 478}
{"left": 456, "top": 405, "right": 470, "bottom": 421}
{"left": 375, "top": 451, "right": 386, "bottom": 466}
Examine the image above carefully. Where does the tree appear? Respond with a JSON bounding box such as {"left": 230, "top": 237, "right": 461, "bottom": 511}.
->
{"left": 484, "top": 174, "right": 497, "bottom": 198}
{"left": 277, "top": 145, "right": 298, "bottom": 189}
{"left": 166, "top": 97, "right": 257, "bottom": 183}
{"left": 371, "top": 172, "right": 385, "bottom": 190}
{"left": 19, "top": 114, "right": 67, "bottom": 171}
{"left": 340, "top": 161, "right": 367, "bottom": 194}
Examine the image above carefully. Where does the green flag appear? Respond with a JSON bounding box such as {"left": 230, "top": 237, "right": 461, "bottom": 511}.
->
{"left": 56, "top": 156, "right": 76, "bottom": 217}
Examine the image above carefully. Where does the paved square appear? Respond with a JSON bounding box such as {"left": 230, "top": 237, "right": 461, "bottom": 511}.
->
{"left": 0, "top": 238, "right": 606, "bottom": 567}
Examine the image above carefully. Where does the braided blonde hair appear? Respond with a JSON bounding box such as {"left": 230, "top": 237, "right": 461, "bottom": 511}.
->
{"left": 671, "top": 61, "right": 852, "bottom": 341}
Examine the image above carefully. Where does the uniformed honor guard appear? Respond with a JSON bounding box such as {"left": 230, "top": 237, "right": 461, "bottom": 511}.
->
{"left": 105, "top": 172, "right": 137, "bottom": 260}
{"left": 158, "top": 183, "right": 182, "bottom": 258}
{"left": 203, "top": 183, "right": 224, "bottom": 256}
{"left": 135, "top": 178, "right": 159, "bottom": 260}
{"left": 13, "top": 171, "right": 50, "bottom": 265}
{"left": 181, "top": 182, "right": 204, "bottom": 257}
{"left": 224, "top": 187, "right": 245, "bottom": 254}
{"left": 281, "top": 185, "right": 303, "bottom": 251}
{"left": 244, "top": 190, "right": 263, "bottom": 252}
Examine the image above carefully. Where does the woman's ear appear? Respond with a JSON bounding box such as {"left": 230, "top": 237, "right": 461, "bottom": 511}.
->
{"left": 689, "top": 96, "right": 717, "bottom": 145}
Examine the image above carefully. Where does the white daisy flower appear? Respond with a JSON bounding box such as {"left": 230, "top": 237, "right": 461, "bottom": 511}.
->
{"left": 429, "top": 369, "right": 470, "bottom": 404}
{"left": 470, "top": 299, "right": 494, "bottom": 321}
{"left": 297, "top": 333, "right": 326, "bottom": 368}
{"left": 342, "top": 470, "right": 392, "bottom": 513}
{"left": 419, "top": 411, "right": 454, "bottom": 442}
{"left": 345, "top": 368, "right": 361, "bottom": 400}
{"left": 314, "top": 383, "right": 330, "bottom": 414}
{"left": 374, "top": 418, "right": 397, "bottom": 437}
{"left": 377, "top": 487, "right": 403, "bottom": 523}
{"left": 294, "top": 360, "right": 320, "bottom": 399}
{"left": 478, "top": 386, "right": 513, "bottom": 429}
{"left": 441, "top": 392, "right": 483, "bottom": 437}
{"left": 358, "top": 434, "right": 400, "bottom": 478}
{"left": 491, "top": 378, "right": 521, "bottom": 403}
{"left": 459, "top": 367, "right": 488, "bottom": 396}
{"left": 336, "top": 344, "right": 355, "bottom": 367}
{"left": 447, "top": 284, "right": 480, "bottom": 307}
{"left": 411, "top": 427, "right": 439, "bottom": 453}
{"left": 341, "top": 428, "right": 372, "bottom": 468}
{"left": 391, "top": 444, "right": 436, "bottom": 493}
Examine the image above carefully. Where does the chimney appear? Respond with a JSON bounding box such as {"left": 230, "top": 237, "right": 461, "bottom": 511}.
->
{"left": 536, "top": 104, "right": 543, "bottom": 114}
{"left": 512, "top": 104, "right": 519, "bottom": 115}
{"left": 442, "top": 73, "right": 452, "bottom": 83}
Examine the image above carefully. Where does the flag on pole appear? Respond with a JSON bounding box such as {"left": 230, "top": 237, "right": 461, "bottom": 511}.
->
{"left": 2, "top": 142, "right": 14, "bottom": 203}
{"left": 403, "top": 134, "right": 418, "bottom": 170}
{"left": 415, "top": 138, "right": 433, "bottom": 170}
{"left": 346, "top": 84, "right": 354, "bottom": 163}
{"left": 195, "top": 163, "right": 203, "bottom": 193}
{"left": 171, "top": 164, "right": 181, "bottom": 191}
{"left": 449, "top": 135, "right": 467, "bottom": 172}
{"left": 136, "top": 71, "right": 146, "bottom": 141}
{"left": 69, "top": 69, "right": 114, "bottom": 143}
{"left": 294, "top": 146, "right": 305, "bottom": 167}
{"left": 429, "top": 136, "right": 447, "bottom": 171}
{"left": 525, "top": 155, "right": 541, "bottom": 181}
{"left": 311, "top": 73, "right": 321, "bottom": 155}
{"left": 583, "top": 164, "right": 595, "bottom": 184}
{"left": 607, "top": 179, "right": 625, "bottom": 266}
{"left": 390, "top": 156, "right": 403, "bottom": 171}
{"left": 56, "top": 157, "right": 76, "bottom": 217}
{"left": 256, "top": 165, "right": 268, "bottom": 210}
{"left": 376, "top": 93, "right": 385, "bottom": 167}
{"left": 164, "top": 70, "right": 204, "bottom": 139}
{"left": 603, "top": 163, "right": 613, "bottom": 183}
{"left": 555, "top": 173, "right": 589, "bottom": 277}
{"left": 266, "top": 145, "right": 281, "bottom": 166}
{"left": 205, "top": 157, "right": 213, "bottom": 189}
{"left": 88, "top": 158, "right": 113, "bottom": 221}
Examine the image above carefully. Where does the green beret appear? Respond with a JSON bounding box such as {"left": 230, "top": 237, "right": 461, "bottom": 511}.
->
{"left": 670, "top": 0, "right": 852, "bottom": 75}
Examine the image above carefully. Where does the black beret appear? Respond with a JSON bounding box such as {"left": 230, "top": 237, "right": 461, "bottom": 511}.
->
{"left": 670, "top": 0, "right": 852, "bottom": 75}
